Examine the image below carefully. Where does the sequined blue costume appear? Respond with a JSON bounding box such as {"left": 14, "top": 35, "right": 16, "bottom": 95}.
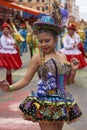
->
{"left": 19, "top": 58, "right": 82, "bottom": 123}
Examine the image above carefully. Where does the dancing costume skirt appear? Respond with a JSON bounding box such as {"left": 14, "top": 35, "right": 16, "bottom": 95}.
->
{"left": 19, "top": 94, "right": 82, "bottom": 124}
{"left": 0, "top": 53, "right": 22, "bottom": 69}
{"left": 66, "top": 54, "right": 87, "bottom": 69}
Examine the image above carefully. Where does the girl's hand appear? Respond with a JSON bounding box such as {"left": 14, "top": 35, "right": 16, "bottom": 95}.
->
{"left": 70, "top": 57, "right": 80, "bottom": 70}
{"left": 14, "top": 44, "right": 17, "bottom": 49}
{"left": 73, "top": 43, "right": 77, "bottom": 48}
{"left": 0, "top": 80, "right": 10, "bottom": 92}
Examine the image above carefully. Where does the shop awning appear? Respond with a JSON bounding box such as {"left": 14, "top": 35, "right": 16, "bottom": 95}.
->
{"left": 4, "top": 0, "right": 15, "bottom": 2}
{"left": 0, "top": 0, "right": 48, "bottom": 18}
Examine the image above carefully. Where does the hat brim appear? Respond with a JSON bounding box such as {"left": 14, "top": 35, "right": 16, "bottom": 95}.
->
{"left": 67, "top": 27, "right": 76, "bottom": 31}
{"left": 33, "top": 22, "right": 62, "bottom": 35}
{"left": 2, "top": 26, "right": 10, "bottom": 30}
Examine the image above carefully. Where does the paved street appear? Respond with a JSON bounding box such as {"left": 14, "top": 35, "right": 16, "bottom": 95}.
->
{"left": 0, "top": 50, "right": 87, "bottom": 130}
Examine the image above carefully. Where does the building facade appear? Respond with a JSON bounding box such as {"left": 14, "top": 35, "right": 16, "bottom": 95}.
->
{"left": 67, "top": 0, "right": 80, "bottom": 21}
{"left": 16, "top": 0, "right": 80, "bottom": 21}
{"left": 0, "top": 0, "right": 16, "bottom": 20}
{"left": 16, "top": 0, "right": 53, "bottom": 13}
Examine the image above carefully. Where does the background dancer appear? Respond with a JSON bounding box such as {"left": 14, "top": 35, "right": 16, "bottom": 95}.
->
{"left": 0, "top": 22, "right": 22, "bottom": 84}
{"left": 60, "top": 24, "right": 87, "bottom": 83}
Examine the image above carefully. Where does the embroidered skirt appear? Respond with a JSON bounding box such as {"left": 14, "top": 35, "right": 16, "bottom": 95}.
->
{"left": 19, "top": 93, "right": 82, "bottom": 124}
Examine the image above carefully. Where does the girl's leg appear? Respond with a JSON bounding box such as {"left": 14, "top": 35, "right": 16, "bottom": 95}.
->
{"left": 39, "top": 122, "right": 58, "bottom": 130}
{"left": 6, "top": 69, "right": 12, "bottom": 85}
{"left": 39, "top": 122, "right": 64, "bottom": 130}
{"left": 72, "top": 71, "right": 76, "bottom": 83}
{"left": 57, "top": 122, "right": 64, "bottom": 130}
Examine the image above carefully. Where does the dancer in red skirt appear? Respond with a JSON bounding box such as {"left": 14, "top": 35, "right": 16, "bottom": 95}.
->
{"left": 0, "top": 22, "right": 22, "bottom": 84}
{"left": 60, "top": 24, "right": 87, "bottom": 82}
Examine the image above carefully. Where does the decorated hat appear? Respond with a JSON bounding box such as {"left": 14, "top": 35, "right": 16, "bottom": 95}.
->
{"left": 68, "top": 23, "right": 76, "bottom": 31}
{"left": 33, "top": 16, "right": 62, "bottom": 35}
{"left": 1, "top": 22, "right": 11, "bottom": 30}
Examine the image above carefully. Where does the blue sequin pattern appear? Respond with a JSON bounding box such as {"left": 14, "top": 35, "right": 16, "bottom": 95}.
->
{"left": 40, "top": 16, "right": 55, "bottom": 24}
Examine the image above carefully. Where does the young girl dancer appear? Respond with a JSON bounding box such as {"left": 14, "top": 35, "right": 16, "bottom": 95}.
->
{"left": 0, "top": 16, "right": 82, "bottom": 130}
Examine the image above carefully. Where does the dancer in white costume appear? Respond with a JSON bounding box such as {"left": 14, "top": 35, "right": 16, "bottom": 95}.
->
{"left": 60, "top": 24, "right": 87, "bottom": 69}
{"left": 0, "top": 22, "right": 22, "bottom": 84}
{"left": 60, "top": 24, "right": 87, "bottom": 83}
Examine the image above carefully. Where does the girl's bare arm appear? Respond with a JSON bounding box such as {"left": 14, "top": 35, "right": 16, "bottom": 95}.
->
{"left": 0, "top": 54, "right": 41, "bottom": 92}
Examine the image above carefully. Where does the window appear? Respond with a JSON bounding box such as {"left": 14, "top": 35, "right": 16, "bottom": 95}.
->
{"left": 19, "top": 0, "right": 23, "bottom": 2}
{"left": 28, "top": 0, "right": 32, "bottom": 2}
{"left": 42, "top": 7, "right": 44, "bottom": 11}
{"left": 45, "top": 5, "right": 48, "bottom": 10}
{"left": 37, "top": 7, "right": 40, "bottom": 10}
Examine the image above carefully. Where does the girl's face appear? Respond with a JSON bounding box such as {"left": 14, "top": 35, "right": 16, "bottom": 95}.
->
{"left": 3, "top": 28, "right": 10, "bottom": 36}
{"left": 38, "top": 32, "right": 57, "bottom": 54}
{"left": 68, "top": 29, "right": 75, "bottom": 37}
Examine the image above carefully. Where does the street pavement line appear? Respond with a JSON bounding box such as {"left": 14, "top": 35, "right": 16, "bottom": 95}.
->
{"left": 0, "top": 118, "right": 35, "bottom": 125}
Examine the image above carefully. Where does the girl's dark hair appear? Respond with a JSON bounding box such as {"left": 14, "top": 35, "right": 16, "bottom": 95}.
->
{"left": 36, "top": 29, "right": 58, "bottom": 39}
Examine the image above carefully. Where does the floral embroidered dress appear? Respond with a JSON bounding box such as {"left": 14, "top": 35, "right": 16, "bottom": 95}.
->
{"left": 19, "top": 58, "right": 82, "bottom": 123}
